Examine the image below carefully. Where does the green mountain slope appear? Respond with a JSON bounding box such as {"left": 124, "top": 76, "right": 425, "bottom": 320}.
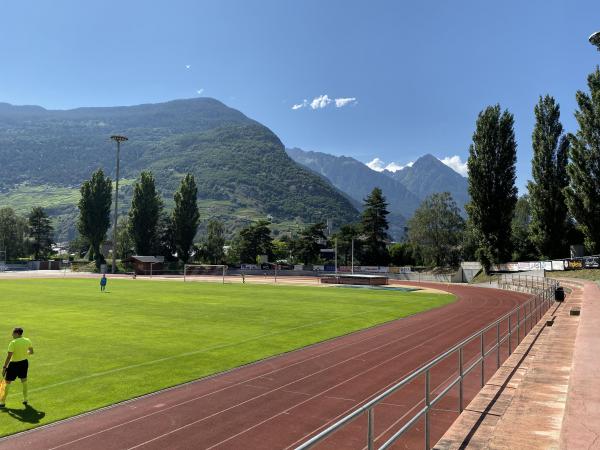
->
{"left": 0, "top": 99, "right": 358, "bottom": 239}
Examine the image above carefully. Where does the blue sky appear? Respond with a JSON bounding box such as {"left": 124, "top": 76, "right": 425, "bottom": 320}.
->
{"left": 1, "top": 0, "right": 599, "bottom": 192}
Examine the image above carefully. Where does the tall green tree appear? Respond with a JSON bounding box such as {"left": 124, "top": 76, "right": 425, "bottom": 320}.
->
{"left": 172, "top": 174, "right": 200, "bottom": 263}
{"left": 360, "top": 187, "right": 390, "bottom": 265}
{"left": 291, "top": 222, "right": 328, "bottom": 264}
{"left": 115, "top": 217, "right": 135, "bottom": 260}
{"left": 565, "top": 68, "right": 600, "bottom": 253}
{"left": 407, "top": 192, "right": 464, "bottom": 267}
{"left": 155, "top": 212, "right": 177, "bottom": 261}
{"left": 78, "top": 169, "right": 112, "bottom": 267}
{"left": 238, "top": 220, "right": 273, "bottom": 264}
{"left": 511, "top": 195, "right": 537, "bottom": 261}
{"left": 205, "top": 220, "right": 225, "bottom": 264}
{"left": 0, "top": 208, "right": 28, "bottom": 260}
{"left": 28, "top": 207, "right": 54, "bottom": 260}
{"left": 528, "top": 95, "right": 570, "bottom": 259}
{"left": 129, "top": 171, "right": 162, "bottom": 256}
{"left": 466, "top": 105, "right": 518, "bottom": 272}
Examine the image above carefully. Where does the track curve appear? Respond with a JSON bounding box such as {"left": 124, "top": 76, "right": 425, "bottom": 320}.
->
{"left": 0, "top": 282, "right": 531, "bottom": 450}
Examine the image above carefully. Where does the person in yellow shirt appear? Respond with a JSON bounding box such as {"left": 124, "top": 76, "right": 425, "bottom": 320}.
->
{"left": 0, "top": 328, "right": 33, "bottom": 407}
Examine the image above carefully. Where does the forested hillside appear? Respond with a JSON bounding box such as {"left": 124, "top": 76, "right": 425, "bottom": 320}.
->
{"left": 0, "top": 99, "right": 358, "bottom": 239}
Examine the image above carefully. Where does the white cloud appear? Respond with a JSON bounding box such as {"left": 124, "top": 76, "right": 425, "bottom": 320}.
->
{"left": 439, "top": 155, "right": 468, "bottom": 176}
{"left": 185, "top": 64, "right": 191, "bottom": 69}
{"left": 291, "top": 94, "right": 358, "bottom": 111}
{"left": 335, "top": 97, "right": 357, "bottom": 108}
{"left": 196, "top": 88, "right": 204, "bottom": 95}
{"left": 366, "top": 158, "right": 413, "bottom": 172}
{"left": 310, "top": 94, "right": 332, "bottom": 110}
{"left": 292, "top": 100, "right": 308, "bottom": 110}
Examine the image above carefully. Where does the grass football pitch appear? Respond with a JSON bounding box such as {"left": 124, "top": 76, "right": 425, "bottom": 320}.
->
{"left": 0, "top": 278, "right": 455, "bottom": 436}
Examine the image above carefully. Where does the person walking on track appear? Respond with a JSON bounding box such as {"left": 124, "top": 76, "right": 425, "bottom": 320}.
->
{"left": 0, "top": 327, "right": 34, "bottom": 407}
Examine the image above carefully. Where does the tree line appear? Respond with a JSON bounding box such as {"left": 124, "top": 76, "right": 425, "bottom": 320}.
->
{"left": 76, "top": 170, "right": 200, "bottom": 268}
{"left": 0, "top": 207, "right": 55, "bottom": 261}
{"left": 408, "top": 68, "right": 600, "bottom": 272}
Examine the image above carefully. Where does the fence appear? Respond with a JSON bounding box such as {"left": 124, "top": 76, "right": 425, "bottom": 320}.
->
{"left": 296, "top": 276, "right": 558, "bottom": 450}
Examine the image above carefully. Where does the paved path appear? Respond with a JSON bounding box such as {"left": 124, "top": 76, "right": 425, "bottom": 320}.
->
{"left": 0, "top": 283, "right": 530, "bottom": 450}
{"left": 560, "top": 280, "right": 600, "bottom": 449}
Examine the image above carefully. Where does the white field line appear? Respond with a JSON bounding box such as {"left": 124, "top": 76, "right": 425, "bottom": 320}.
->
{"left": 30, "top": 311, "right": 371, "bottom": 394}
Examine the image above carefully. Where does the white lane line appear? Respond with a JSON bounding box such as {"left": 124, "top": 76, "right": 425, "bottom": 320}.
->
{"left": 127, "top": 312, "right": 488, "bottom": 450}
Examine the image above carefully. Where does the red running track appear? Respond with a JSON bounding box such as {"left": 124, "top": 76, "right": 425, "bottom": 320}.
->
{"left": 0, "top": 282, "right": 531, "bottom": 450}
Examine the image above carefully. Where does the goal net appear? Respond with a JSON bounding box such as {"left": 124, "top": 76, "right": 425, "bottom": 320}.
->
{"left": 184, "top": 264, "right": 228, "bottom": 283}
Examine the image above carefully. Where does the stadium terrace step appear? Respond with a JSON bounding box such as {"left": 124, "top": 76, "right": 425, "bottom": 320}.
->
{"left": 434, "top": 279, "right": 596, "bottom": 449}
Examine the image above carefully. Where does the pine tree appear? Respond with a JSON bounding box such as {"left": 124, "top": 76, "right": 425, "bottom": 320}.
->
{"left": 129, "top": 171, "right": 162, "bottom": 255}
{"left": 172, "top": 173, "right": 200, "bottom": 263}
{"left": 466, "top": 105, "right": 518, "bottom": 272}
{"left": 360, "top": 187, "right": 390, "bottom": 265}
{"left": 28, "top": 207, "right": 54, "bottom": 260}
{"left": 565, "top": 68, "right": 600, "bottom": 253}
{"left": 78, "top": 169, "right": 112, "bottom": 268}
{"left": 528, "top": 95, "right": 570, "bottom": 259}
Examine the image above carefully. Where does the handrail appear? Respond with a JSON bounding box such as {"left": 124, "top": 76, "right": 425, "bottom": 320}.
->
{"left": 296, "top": 276, "right": 558, "bottom": 450}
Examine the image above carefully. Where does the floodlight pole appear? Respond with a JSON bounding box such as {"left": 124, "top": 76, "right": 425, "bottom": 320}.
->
{"left": 110, "top": 135, "right": 128, "bottom": 274}
{"left": 351, "top": 239, "right": 354, "bottom": 274}
{"left": 590, "top": 31, "right": 600, "bottom": 51}
{"left": 334, "top": 238, "right": 338, "bottom": 275}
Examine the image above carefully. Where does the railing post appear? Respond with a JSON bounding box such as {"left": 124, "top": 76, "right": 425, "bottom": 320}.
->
{"left": 425, "top": 370, "right": 430, "bottom": 450}
{"left": 367, "top": 408, "right": 374, "bottom": 450}
{"left": 496, "top": 322, "right": 501, "bottom": 368}
{"left": 508, "top": 314, "right": 512, "bottom": 354}
{"left": 480, "top": 333, "right": 485, "bottom": 387}
{"left": 517, "top": 307, "right": 520, "bottom": 343}
{"left": 459, "top": 348, "right": 464, "bottom": 412}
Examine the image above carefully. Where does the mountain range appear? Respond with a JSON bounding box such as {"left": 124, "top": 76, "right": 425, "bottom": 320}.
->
{"left": 286, "top": 148, "right": 469, "bottom": 238}
{"left": 0, "top": 99, "right": 358, "bottom": 239}
{"left": 0, "top": 97, "right": 469, "bottom": 242}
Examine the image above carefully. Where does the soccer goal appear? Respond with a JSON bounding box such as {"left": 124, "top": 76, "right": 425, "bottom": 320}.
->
{"left": 183, "top": 264, "right": 228, "bottom": 283}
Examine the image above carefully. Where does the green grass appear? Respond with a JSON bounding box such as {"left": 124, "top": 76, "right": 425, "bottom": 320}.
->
{"left": 469, "top": 270, "right": 501, "bottom": 284}
{"left": 0, "top": 278, "right": 455, "bottom": 436}
{"left": 547, "top": 269, "right": 600, "bottom": 282}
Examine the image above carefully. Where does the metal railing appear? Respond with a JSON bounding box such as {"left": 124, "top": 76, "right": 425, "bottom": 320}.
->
{"left": 296, "top": 276, "right": 558, "bottom": 450}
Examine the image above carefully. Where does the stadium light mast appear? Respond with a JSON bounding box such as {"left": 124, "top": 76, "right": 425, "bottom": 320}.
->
{"left": 110, "top": 135, "right": 128, "bottom": 274}
{"left": 351, "top": 238, "right": 354, "bottom": 274}
{"left": 590, "top": 31, "right": 600, "bottom": 51}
